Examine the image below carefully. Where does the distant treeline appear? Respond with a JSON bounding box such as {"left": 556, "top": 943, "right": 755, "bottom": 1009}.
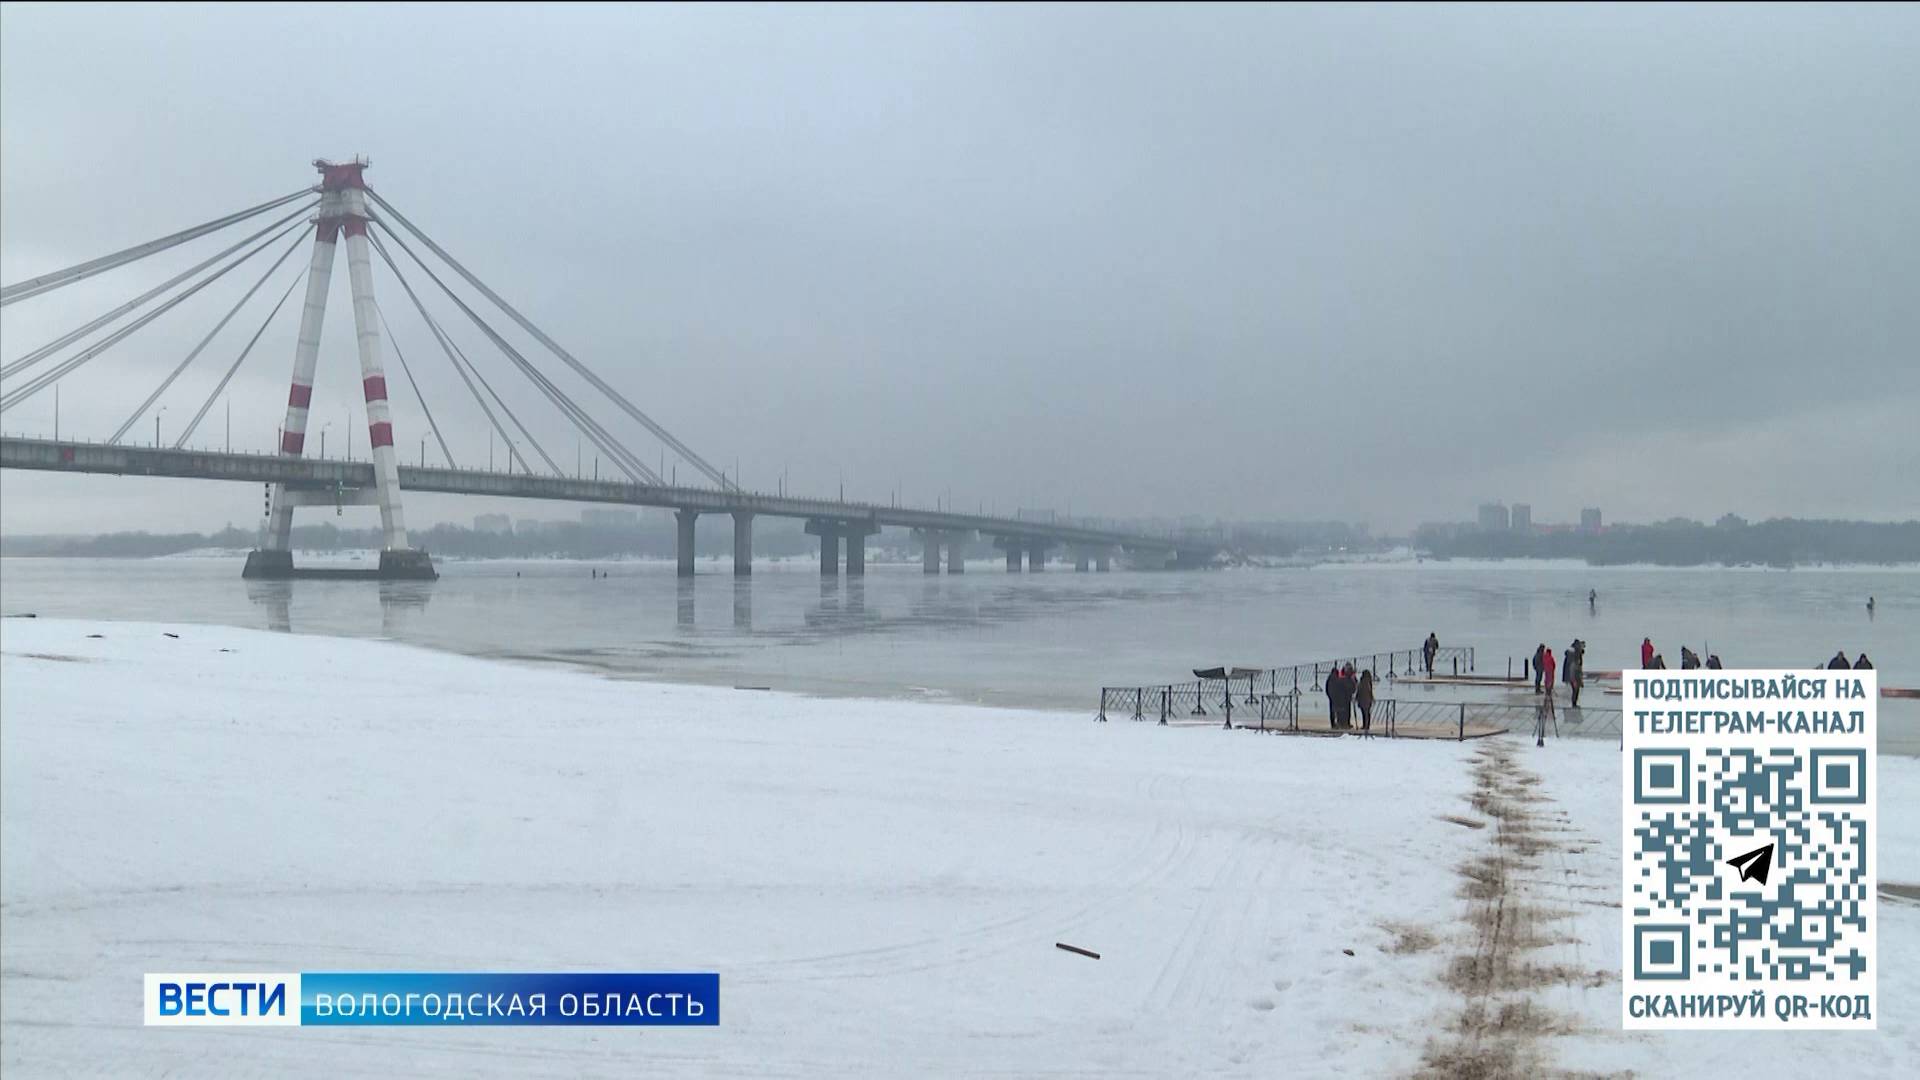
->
{"left": 1415, "top": 518, "right": 1920, "bottom": 567}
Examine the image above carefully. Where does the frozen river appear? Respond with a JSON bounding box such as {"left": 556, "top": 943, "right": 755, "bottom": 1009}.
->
{"left": 2, "top": 554, "right": 1914, "bottom": 749}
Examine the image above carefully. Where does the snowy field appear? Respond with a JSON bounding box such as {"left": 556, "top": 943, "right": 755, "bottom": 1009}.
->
{"left": 2, "top": 618, "right": 1915, "bottom": 1077}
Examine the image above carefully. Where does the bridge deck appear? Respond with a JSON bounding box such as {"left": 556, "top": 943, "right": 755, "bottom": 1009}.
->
{"left": 0, "top": 435, "right": 1187, "bottom": 553}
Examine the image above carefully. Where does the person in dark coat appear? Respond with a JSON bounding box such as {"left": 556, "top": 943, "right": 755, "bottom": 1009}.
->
{"left": 1338, "top": 664, "right": 1357, "bottom": 728}
{"left": 1324, "top": 668, "right": 1340, "bottom": 727}
{"left": 1566, "top": 640, "right": 1585, "bottom": 707}
{"left": 1829, "top": 650, "right": 1851, "bottom": 670}
{"left": 1357, "top": 669, "right": 1376, "bottom": 732}
{"left": 1423, "top": 632, "right": 1439, "bottom": 675}
{"left": 1533, "top": 644, "right": 1547, "bottom": 693}
{"left": 1855, "top": 653, "right": 1874, "bottom": 670}
{"left": 1706, "top": 654, "right": 1723, "bottom": 669}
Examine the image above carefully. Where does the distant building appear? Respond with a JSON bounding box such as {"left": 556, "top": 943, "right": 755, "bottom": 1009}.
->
{"left": 474, "top": 513, "right": 512, "bottom": 535}
{"left": 581, "top": 508, "right": 639, "bottom": 529}
{"left": 515, "top": 518, "right": 552, "bottom": 538}
{"left": 1580, "top": 508, "right": 1603, "bottom": 534}
{"left": 1510, "top": 503, "right": 1532, "bottom": 534}
{"left": 1477, "top": 503, "right": 1510, "bottom": 532}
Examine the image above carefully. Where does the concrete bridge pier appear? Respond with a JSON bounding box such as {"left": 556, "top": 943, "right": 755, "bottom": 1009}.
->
{"left": 916, "top": 529, "right": 972, "bottom": 574}
{"left": 1069, "top": 544, "right": 1114, "bottom": 572}
{"left": 1028, "top": 541, "right": 1051, "bottom": 572}
{"left": 807, "top": 518, "right": 880, "bottom": 576}
{"left": 732, "top": 511, "right": 753, "bottom": 577}
{"left": 916, "top": 529, "right": 943, "bottom": 574}
{"left": 242, "top": 485, "right": 437, "bottom": 580}
{"left": 676, "top": 509, "right": 699, "bottom": 577}
{"left": 807, "top": 521, "right": 841, "bottom": 576}
{"left": 845, "top": 523, "right": 879, "bottom": 576}
{"left": 994, "top": 535, "right": 1024, "bottom": 572}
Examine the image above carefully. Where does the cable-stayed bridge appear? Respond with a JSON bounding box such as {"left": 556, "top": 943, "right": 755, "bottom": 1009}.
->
{"left": 1, "top": 158, "right": 1207, "bottom": 578}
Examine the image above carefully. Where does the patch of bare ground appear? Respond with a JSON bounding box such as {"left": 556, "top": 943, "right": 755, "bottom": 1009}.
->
{"left": 1415, "top": 740, "right": 1617, "bottom": 1080}
{"left": 1381, "top": 921, "right": 1442, "bottom": 955}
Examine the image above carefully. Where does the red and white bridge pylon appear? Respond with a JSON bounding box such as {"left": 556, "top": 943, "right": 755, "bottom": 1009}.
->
{"left": 246, "top": 158, "right": 434, "bottom": 579}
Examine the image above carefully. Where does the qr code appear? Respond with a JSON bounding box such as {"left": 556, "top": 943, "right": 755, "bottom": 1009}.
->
{"left": 1629, "top": 746, "right": 1870, "bottom": 983}
{"left": 1622, "top": 668, "right": 1876, "bottom": 1029}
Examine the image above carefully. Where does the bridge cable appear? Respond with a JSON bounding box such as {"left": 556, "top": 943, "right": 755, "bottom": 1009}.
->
{"left": 380, "top": 242, "right": 558, "bottom": 476}
{"left": 366, "top": 189, "right": 714, "bottom": 488}
{"left": 1, "top": 200, "right": 320, "bottom": 382}
{"left": 372, "top": 300, "right": 457, "bottom": 469}
{"left": 1, "top": 187, "right": 314, "bottom": 306}
{"left": 370, "top": 224, "right": 661, "bottom": 484}
{"left": 369, "top": 221, "right": 655, "bottom": 484}
{"left": 367, "top": 231, "right": 544, "bottom": 475}
{"left": 374, "top": 225, "right": 643, "bottom": 481}
{"left": 0, "top": 214, "right": 312, "bottom": 415}
{"left": 174, "top": 269, "right": 308, "bottom": 449}
{"left": 109, "top": 229, "right": 311, "bottom": 445}
{"left": 434, "top": 315, "right": 540, "bottom": 472}
{"left": 384, "top": 225, "right": 660, "bottom": 486}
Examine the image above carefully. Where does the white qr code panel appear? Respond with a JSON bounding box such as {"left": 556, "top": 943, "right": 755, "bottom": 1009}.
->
{"left": 1622, "top": 670, "right": 1875, "bottom": 1030}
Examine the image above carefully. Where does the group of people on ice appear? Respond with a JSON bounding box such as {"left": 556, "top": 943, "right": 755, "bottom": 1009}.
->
{"left": 1639, "top": 637, "right": 1873, "bottom": 672}
{"left": 1531, "top": 640, "right": 1587, "bottom": 707}
{"left": 1323, "top": 664, "right": 1377, "bottom": 731}
{"left": 1639, "top": 637, "right": 1721, "bottom": 671}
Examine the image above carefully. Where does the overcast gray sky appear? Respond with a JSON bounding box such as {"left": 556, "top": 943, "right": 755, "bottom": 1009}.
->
{"left": 3, "top": 2, "right": 1916, "bottom": 535}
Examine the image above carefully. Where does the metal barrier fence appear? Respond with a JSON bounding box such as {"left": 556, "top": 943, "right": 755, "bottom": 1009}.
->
{"left": 1254, "top": 646, "right": 1475, "bottom": 692}
{"left": 1096, "top": 681, "right": 1300, "bottom": 731}
{"left": 1095, "top": 645, "right": 1475, "bottom": 725}
{"left": 1097, "top": 683, "right": 1622, "bottom": 743}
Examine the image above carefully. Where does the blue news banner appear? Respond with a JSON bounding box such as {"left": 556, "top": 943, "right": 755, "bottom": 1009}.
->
{"left": 145, "top": 973, "right": 719, "bottom": 1027}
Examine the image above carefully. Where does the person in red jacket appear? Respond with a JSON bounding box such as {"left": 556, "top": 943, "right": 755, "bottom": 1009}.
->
{"left": 1541, "top": 647, "right": 1557, "bottom": 704}
{"left": 1641, "top": 637, "right": 1655, "bottom": 669}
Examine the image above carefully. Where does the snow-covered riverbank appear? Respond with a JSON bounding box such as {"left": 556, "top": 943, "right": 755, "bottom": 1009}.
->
{"left": 2, "top": 619, "right": 1915, "bottom": 1076}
